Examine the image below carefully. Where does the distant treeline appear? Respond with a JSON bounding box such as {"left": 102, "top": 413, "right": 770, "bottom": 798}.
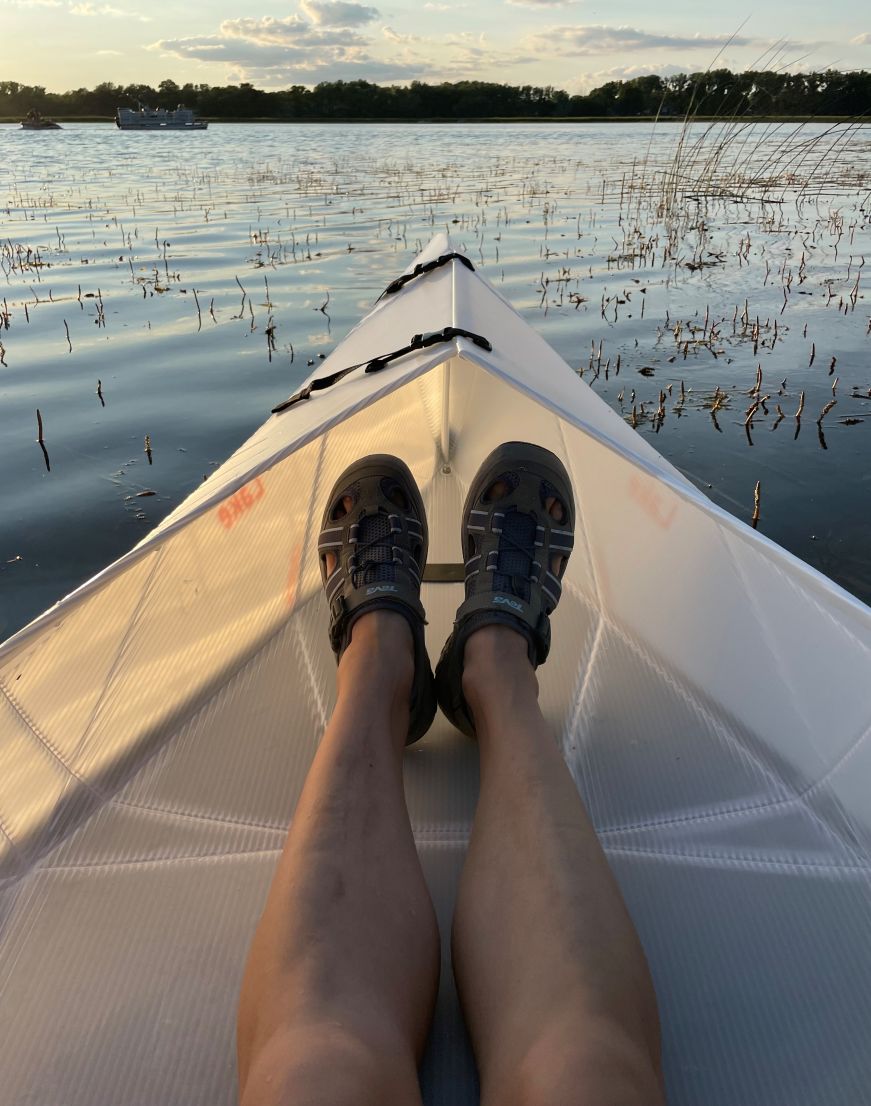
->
{"left": 2, "top": 69, "right": 870, "bottom": 120}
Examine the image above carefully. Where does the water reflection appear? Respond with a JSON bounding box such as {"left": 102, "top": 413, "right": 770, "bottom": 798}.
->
{"left": 1, "top": 120, "right": 870, "bottom": 638}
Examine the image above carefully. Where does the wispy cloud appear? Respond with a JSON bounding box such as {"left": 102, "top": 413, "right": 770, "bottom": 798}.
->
{"left": 423, "top": 31, "right": 535, "bottom": 76}
{"left": 506, "top": 0, "right": 580, "bottom": 7}
{"left": 529, "top": 24, "right": 755, "bottom": 56}
{"left": 299, "top": 0, "right": 379, "bottom": 26}
{"left": 850, "top": 32, "right": 871, "bottom": 45}
{"left": 221, "top": 59, "right": 419, "bottom": 86}
{"left": 572, "top": 63, "right": 686, "bottom": 92}
{"left": 382, "top": 25, "right": 420, "bottom": 44}
{"left": 219, "top": 16, "right": 363, "bottom": 47}
{"left": 70, "top": 1, "right": 149, "bottom": 19}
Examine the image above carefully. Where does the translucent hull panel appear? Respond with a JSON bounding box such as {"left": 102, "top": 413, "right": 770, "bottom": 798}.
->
{"left": 611, "top": 853, "right": 871, "bottom": 1106}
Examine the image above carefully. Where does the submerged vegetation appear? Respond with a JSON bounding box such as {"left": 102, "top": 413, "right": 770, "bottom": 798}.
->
{"left": 1, "top": 68, "right": 870, "bottom": 121}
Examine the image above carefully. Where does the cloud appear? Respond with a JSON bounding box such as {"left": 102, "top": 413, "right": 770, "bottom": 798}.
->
{"left": 572, "top": 63, "right": 685, "bottom": 92}
{"left": 151, "top": 0, "right": 393, "bottom": 84}
{"left": 506, "top": 0, "right": 579, "bottom": 6}
{"left": 851, "top": 32, "right": 871, "bottom": 45}
{"left": 225, "top": 59, "right": 418, "bottom": 85}
{"left": 154, "top": 37, "right": 320, "bottom": 67}
{"left": 1, "top": 0, "right": 61, "bottom": 6}
{"left": 70, "top": 1, "right": 149, "bottom": 18}
{"left": 299, "top": 0, "right": 379, "bottom": 26}
{"left": 530, "top": 24, "right": 754, "bottom": 56}
{"left": 412, "top": 31, "right": 535, "bottom": 76}
{"left": 383, "top": 25, "right": 419, "bottom": 44}
{"left": 380, "top": 24, "right": 536, "bottom": 79}
{"left": 219, "top": 14, "right": 308, "bottom": 40}
{"left": 151, "top": 0, "right": 537, "bottom": 86}
{"left": 153, "top": 3, "right": 419, "bottom": 86}
{"left": 219, "top": 16, "right": 362, "bottom": 47}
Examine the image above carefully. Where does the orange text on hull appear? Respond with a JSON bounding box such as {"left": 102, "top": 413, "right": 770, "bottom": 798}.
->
{"left": 218, "top": 477, "right": 266, "bottom": 530}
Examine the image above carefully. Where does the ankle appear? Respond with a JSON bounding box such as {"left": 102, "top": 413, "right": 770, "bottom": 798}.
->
{"left": 338, "top": 610, "right": 414, "bottom": 702}
{"left": 462, "top": 624, "right": 538, "bottom": 716}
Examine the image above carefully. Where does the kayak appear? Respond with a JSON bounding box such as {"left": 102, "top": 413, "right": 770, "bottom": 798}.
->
{"left": 1, "top": 235, "right": 870, "bottom": 1106}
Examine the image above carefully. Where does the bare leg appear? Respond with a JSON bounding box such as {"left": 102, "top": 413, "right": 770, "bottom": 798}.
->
{"left": 453, "top": 625, "right": 664, "bottom": 1106}
{"left": 237, "top": 612, "right": 440, "bottom": 1106}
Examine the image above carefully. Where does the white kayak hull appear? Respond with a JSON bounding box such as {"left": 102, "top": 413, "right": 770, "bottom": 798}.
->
{"left": 2, "top": 235, "right": 870, "bottom": 1105}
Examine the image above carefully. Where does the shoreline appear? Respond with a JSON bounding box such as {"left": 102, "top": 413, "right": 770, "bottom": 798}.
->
{"left": 1, "top": 114, "right": 863, "bottom": 125}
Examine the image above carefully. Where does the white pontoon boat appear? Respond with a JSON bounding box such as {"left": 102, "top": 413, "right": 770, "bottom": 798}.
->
{"left": 116, "top": 104, "right": 208, "bottom": 130}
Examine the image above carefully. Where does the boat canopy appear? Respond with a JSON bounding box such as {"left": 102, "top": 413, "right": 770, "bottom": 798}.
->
{"left": 2, "top": 235, "right": 871, "bottom": 1105}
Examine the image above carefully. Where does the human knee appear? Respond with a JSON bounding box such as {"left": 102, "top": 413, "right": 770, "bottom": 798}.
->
{"left": 485, "top": 1019, "right": 664, "bottom": 1106}
{"left": 240, "top": 1020, "right": 420, "bottom": 1106}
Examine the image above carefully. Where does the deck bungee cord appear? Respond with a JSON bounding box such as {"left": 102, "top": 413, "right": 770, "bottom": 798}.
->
{"left": 377, "top": 251, "right": 475, "bottom": 300}
{"left": 271, "top": 326, "right": 492, "bottom": 413}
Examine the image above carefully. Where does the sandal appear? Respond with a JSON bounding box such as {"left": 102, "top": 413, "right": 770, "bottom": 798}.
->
{"left": 434, "top": 442, "right": 575, "bottom": 737}
{"left": 318, "top": 454, "right": 436, "bottom": 745}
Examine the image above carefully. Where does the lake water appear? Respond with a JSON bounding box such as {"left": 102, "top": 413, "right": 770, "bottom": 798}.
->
{"left": 2, "top": 121, "right": 870, "bottom": 640}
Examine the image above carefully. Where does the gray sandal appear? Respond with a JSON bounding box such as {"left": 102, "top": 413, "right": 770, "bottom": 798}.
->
{"left": 434, "top": 442, "right": 575, "bottom": 737}
{"left": 318, "top": 454, "right": 436, "bottom": 745}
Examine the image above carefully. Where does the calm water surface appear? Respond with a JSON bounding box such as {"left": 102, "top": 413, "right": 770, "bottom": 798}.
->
{"left": 2, "top": 122, "right": 870, "bottom": 639}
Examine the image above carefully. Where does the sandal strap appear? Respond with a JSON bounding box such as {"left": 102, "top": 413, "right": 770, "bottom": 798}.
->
{"left": 452, "top": 590, "right": 550, "bottom": 666}
{"left": 327, "top": 579, "right": 426, "bottom": 657}
{"left": 320, "top": 508, "right": 426, "bottom": 653}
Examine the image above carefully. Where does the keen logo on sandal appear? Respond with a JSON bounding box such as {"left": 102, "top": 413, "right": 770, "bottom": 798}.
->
{"left": 367, "top": 584, "right": 399, "bottom": 595}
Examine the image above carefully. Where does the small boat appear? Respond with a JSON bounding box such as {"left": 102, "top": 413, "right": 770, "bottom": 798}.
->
{"left": 20, "top": 110, "right": 61, "bottom": 130}
{"left": 116, "top": 104, "right": 208, "bottom": 130}
{"left": 2, "top": 237, "right": 871, "bottom": 1105}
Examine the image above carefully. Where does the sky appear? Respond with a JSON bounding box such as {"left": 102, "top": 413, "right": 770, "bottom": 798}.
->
{"left": 1, "top": 0, "right": 870, "bottom": 93}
